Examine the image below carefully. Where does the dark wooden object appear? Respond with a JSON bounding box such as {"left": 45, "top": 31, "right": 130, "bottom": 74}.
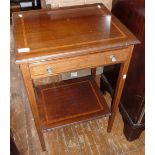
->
{"left": 100, "top": 0, "right": 145, "bottom": 141}
{"left": 10, "top": 131, "right": 20, "bottom": 155}
{"left": 36, "top": 76, "right": 110, "bottom": 130}
{"left": 12, "top": 3, "right": 139, "bottom": 150}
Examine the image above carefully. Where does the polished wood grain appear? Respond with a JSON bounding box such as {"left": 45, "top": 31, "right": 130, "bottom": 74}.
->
{"left": 12, "top": 3, "right": 139, "bottom": 150}
{"left": 107, "top": 45, "right": 133, "bottom": 132}
{"left": 36, "top": 76, "right": 110, "bottom": 130}
{"left": 20, "top": 63, "right": 46, "bottom": 150}
{"left": 29, "top": 48, "right": 129, "bottom": 79}
{"left": 13, "top": 3, "right": 138, "bottom": 64}
{"left": 11, "top": 25, "right": 145, "bottom": 155}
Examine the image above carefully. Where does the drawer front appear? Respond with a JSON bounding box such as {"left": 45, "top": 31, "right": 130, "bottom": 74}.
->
{"left": 29, "top": 48, "right": 129, "bottom": 79}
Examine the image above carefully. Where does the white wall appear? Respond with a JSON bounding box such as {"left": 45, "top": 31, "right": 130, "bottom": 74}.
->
{"left": 45, "top": 0, "right": 112, "bottom": 10}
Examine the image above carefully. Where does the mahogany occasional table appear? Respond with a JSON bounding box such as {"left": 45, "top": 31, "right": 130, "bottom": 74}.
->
{"left": 12, "top": 3, "right": 139, "bottom": 150}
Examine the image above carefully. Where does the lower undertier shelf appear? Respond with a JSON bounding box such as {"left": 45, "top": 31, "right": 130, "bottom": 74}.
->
{"left": 35, "top": 76, "right": 110, "bottom": 131}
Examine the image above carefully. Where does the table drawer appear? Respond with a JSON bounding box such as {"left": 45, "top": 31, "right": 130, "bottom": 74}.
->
{"left": 29, "top": 48, "right": 129, "bottom": 79}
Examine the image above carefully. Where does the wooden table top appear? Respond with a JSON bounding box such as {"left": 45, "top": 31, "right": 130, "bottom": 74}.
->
{"left": 12, "top": 3, "right": 139, "bottom": 64}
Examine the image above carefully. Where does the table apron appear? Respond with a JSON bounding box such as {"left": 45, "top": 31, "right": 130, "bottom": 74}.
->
{"left": 29, "top": 48, "right": 129, "bottom": 79}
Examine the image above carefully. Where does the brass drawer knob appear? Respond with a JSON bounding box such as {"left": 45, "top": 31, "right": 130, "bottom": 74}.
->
{"left": 110, "top": 55, "right": 117, "bottom": 62}
{"left": 47, "top": 66, "right": 52, "bottom": 74}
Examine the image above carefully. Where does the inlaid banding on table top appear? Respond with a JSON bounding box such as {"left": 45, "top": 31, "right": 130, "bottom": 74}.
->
{"left": 13, "top": 4, "right": 139, "bottom": 65}
{"left": 21, "top": 18, "right": 28, "bottom": 47}
{"left": 18, "top": 17, "right": 125, "bottom": 53}
{"left": 13, "top": 5, "right": 128, "bottom": 53}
